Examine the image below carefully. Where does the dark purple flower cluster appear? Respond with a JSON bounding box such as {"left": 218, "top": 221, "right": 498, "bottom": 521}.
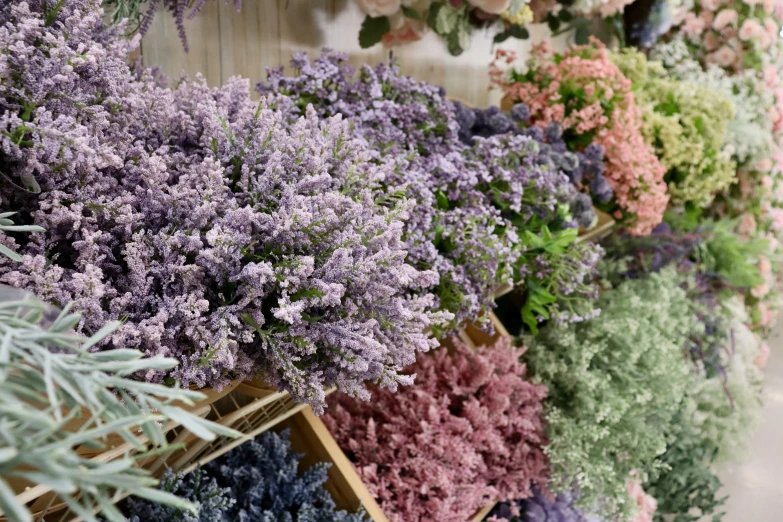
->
{"left": 455, "top": 101, "right": 613, "bottom": 218}
{"left": 0, "top": 0, "right": 445, "bottom": 411}
{"left": 487, "top": 487, "right": 592, "bottom": 522}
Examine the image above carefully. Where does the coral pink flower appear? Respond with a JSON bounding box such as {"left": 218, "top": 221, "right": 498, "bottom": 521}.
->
{"left": 756, "top": 157, "right": 774, "bottom": 172}
{"left": 754, "top": 341, "right": 771, "bottom": 368}
{"left": 627, "top": 479, "right": 657, "bottom": 522}
{"left": 713, "top": 9, "right": 738, "bottom": 30}
{"left": 758, "top": 302, "right": 777, "bottom": 327}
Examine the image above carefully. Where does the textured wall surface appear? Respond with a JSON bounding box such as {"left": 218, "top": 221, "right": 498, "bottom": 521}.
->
{"left": 139, "top": 0, "right": 570, "bottom": 107}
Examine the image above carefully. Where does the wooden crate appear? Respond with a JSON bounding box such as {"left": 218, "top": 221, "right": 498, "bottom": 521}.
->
{"left": 279, "top": 407, "right": 389, "bottom": 522}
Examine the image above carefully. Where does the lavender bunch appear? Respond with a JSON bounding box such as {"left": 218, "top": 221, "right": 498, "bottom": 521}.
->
{"left": 1, "top": 1, "right": 443, "bottom": 410}
{"left": 259, "top": 50, "right": 514, "bottom": 332}
{"left": 123, "top": 430, "right": 367, "bottom": 522}
{"left": 487, "top": 487, "right": 592, "bottom": 522}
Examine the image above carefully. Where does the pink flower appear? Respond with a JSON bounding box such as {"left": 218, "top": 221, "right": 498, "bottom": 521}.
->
{"left": 627, "top": 479, "right": 657, "bottom": 522}
{"left": 468, "top": 0, "right": 511, "bottom": 14}
{"left": 683, "top": 13, "right": 706, "bottom": 37}
{"left": 762, "top": 176, "right": 775, "bottom": 190}
{"left": 764, "top": 0, "right": 776, "bottom": 12}
{"left": 771, "top": 207, "right": 783, "bottom": 230}
{"left": 382, "top": 14, "right": 427, "bottom": 46}
{"left": 738, "top": 213, "right": 758, "bottom": 236}
{"left": 754, "top": 341, "right": 771, "bottom": 368}
{"left": 739, "top": 19, "right": 765, "bottom": 41}
{"left": 704, "top": 31, "right": 721, "bottom": 51}
{"left": 699, "top": 9, "right": 715, "bottom": 27}
{"left": 752, "top": 283, "right": 771, "bottom": 298}
{"left": 713, "top": 9, "right": 738, "bottom": 30}
{"left": 759, "top": 255, "right": 773, "bottom": 281}
{"left": 708, "top": 45, "right": 738, "bottom": 67}
{"left": 759, "top": 302, "right": 777, "bottom": 326}
{"left": 701, "top": 0, "right": 721, "bottom": 11}
{"left": 355, "top": 0, "right": 402, "bottom": 17}
{"left": 766, "top": 232, "right": 781, "bottom": 252}
{"left": 764, "top": 17, "right": 779, "bottom": 38}
{"left": 756, "top": 157, "right": 774, "bottom": 172}
{"left": 764, "top": 64, "right": 779, "bottom": 87}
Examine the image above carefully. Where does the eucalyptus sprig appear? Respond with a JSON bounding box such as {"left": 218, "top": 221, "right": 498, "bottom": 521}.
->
{"left": 0, "top": 290, "right": 241, "bottom": 522}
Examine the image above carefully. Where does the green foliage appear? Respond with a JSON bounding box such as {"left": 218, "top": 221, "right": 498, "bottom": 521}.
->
{"left": 522, "top": 271, "right": 696, "bottom": 517}
{"left": 0, "top": 290, "right": 240, "bottom": 522}
{"left": 358, "top": 15, "right": 391, "bottom": 49}
{"left": 699, "top": 219, "right": 767, "bottom": 290}
{"left": 0, "top": 212, "right": 43, "bottom": 262}
{"left": 611, "top": 50, "right": 737, "bottom": 208}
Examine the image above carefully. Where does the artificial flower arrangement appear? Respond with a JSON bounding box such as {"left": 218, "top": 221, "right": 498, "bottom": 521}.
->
{"left": 491, "top": 39, "right": 670, "bottom": 236}
{"left": 260, "top": 50, "right": 604, "bottom": 334}
{"left": 520, "top": 271, "right": 697, "bottom": 517}
{"left": 665, "top": 0, "right": 782, "bottom": 72}
{"left": 323, "top": 337, "right": 549, "bottom": 522}
{"left": 121, "top": 430, "right": 368, "bottom": 521}
{"left": 0, "top": 0, "right": 446, "bottom": 412}
{"left": 611, "top": 49, "right": 737, "bottom": 209}
{"left": 354, "top": 0, "right": 536, "bottom": 55}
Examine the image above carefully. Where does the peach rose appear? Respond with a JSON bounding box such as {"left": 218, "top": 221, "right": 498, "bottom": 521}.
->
{"left": 759, "top": 255, "right": 773, "bottom": 281}
{"left": 701, "top": 0, "right": 721, "bottom": 10}
{"left": 683, "top": 13, "right": 706, "bottom": 37}
{"left": 738, "top": 212, "right": 758, "bottom": 236}
{"left": 764, "top": 17, "right": 779, "bottom": 38}
{"left": 382, "top": 14, "right": 427, "bottom": 46}
{"left": 700, "top": 9, "right": 715, "bottom": 27}
{"left": 754, "top": 341, "right": 771, "bottom": 368}
{"left": 739, "top": 19, "right": 765, "bottom": 41}
{"left": 709, "top": 45, "right": 738, "bottom": 67}
{"left": 764, "top": 64, "right": 780, "bottom": 87}
{"left": 752, "top": 283, "right": 771, "bottom": 298}
{"left": 772, "top": 207, "right": 783, "bottom": 230}
{"left": 764, "top": 0, "right": 776, "bottom": 12}
{"left": 468, "top": 0, "right": 511, "bottom": 14}
{"left": 356, "top": 0, "right": 402, "bottom": 17}
{"left": 713, "top": 9, "right": 738, "bottom": 30}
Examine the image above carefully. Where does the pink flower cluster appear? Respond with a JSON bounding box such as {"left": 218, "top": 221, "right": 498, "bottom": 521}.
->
{"left": 323, "top": 337, "right": 549, "bottom": 522}
{"left": 673, "top": 0, "right": 782, "bottom": 71}
{"left": 492, "top": 40, "right": 668, "bottom": 235}
{"left": 627, "top": 478, "right": 657, "bottom": 522}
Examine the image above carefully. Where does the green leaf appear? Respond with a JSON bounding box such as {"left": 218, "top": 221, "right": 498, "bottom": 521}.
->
{"left": 0, "top": 478, "right": 31, "bottom": 522}
{"left": 546, "top": 13, "right": 561, "bottom": 32}
{"left": 436, "top": 190, "right": 451, "bottom": 210}
{"left": 358, "top": 15, "right": 390, "bottom": 49}
{"left": 0, "top": 244, "right": 22, "bottom": 262}
{"left": 401, "top": 5, "right": 421, "bottom": 19}
{"left": 435, "top": 3, "right": 460, "bottom": 35}
{"left": 575, "top": 25, "right": 590, "bottom": 45}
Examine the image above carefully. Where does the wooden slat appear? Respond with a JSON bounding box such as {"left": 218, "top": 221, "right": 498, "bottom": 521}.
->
{"left": 282, "top": 408, "right": 389, "bottom": 522}
{"left": 471, "top": 502, "right": 497, "bottom": 522}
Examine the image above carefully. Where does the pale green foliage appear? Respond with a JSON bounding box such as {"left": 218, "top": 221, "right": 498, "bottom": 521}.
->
{"left": 684, "top": 299, "right": 763, "bottom": 463}
{"left": 0, "top": 290, "right": 240, "bottom": 522}
{"left": 612, "top": 49, "right": 737, "bottom": 208}
{"left": 522, "top": 271, "right": 696, "bottom": 518}
{"left": 0, "top": 211, "right": 43, "bottom": 262}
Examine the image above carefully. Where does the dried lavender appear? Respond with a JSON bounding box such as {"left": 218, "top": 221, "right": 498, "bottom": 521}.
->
{"left": 259, "top": 50, "right": 515, "bottom": 332}
{"left": 0, "top": 2, "right": 444, "bottom": 410}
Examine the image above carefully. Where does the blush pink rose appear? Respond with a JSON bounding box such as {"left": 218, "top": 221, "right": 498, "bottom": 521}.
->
{"left": 683, "top": 13, "right": 707, "bottom": 37}
{"left": 754, "top": 341, "right": 771, "bottom": 368}
{"left": 468, "top": 0, "right": 511, "bottom": 14}
{"left": 759, "top": 255, "right": 773, "bottom": 281}
{"left": 704, "top": 32, "right": 721, "bottom": 50}
{"left": 713, "top": 9, "right": 738, "bottom": 29}
{"left": 756, "top": 157, "right": 774, "bottom": 172}
{"left": 752, "top": 283, "right": 771, "bottom": 298}
{"left": 701, "top": 0, "right": 721, "bottom": 11}
{"left": 771, "top": 207, "right": 783, "bottom": 230}
{"left": 709, "top": 45, "right": 738, "bottom": 67}
{"left": 739, "top": 19, "right": 765, "bottom": 41}
{"left": 764, "top": 64, "right": 780, "bottom": 87}
{"left": 760, "top": 302, "right": 778, "bottom": 326}
{"left": 356, "top": 0, "right": 402, "bottom": 17}
{"left": 738, "top": 212, "right": 758, "bottom": 236}
{"left": 764, "top": 17, "right": 779, "bottom": 38}
{"left": 700, "top": 9, "right": 715, "bottom": 26}
{"left": 764, "top": 0, "right": 776, "bottom": 12}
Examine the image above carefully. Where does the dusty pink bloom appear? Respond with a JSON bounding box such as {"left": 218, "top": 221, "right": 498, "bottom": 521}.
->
{"left": 759, "top": 255, "right": 773, "bottom": 282}
{"left": 738, "top": 213, "right": 758, "bottom": 236}
{"left": 739, "top": 19, "right": 765, "bottom": 41}
{"left": 323, "top": 337, "right": 549, "bottom": 522}
{"left": 771, "top": 207, "right": 783, "bottom": 230}
{"left": 758, "top": 302, "right": 777, "bottom": 327}
{"left": 754, "top": 341, "right": 771, "bottom": 367}
{"left": 627, "top": 479, "right": 657, "bottom": 522}
{"left": 756, "top": 158, "right": 774, "bottom": 172}
{"left": 764, "top": 0, "right": 776, "bottom": 12}
{"left": 764, "top": 64, "right": 779, "bottom": 88}
{"left": 383, "top": 14, "right": 427, "bottom": 46}
{"left": 683, "top": 13, "right": 707, "bottom": 36}
{"left": 752, "top": 283, "right": 771, "bottom": 298}
{"left": 701, "top": 0, "right": 721, "bottom": 10}
{"left": 708, "top": 45, "right": 738, "bottom": 67}
{"left": 598, "top": 0, "right": 635, "bottom": 17}
{"left": 355, "top": 0, "right": 402, "bottom": 17}
{"left": 468, "top": 0, "right": 511, "bottom": 14}
{"left": 704, "top": 31, "right": 721, "bottom": 51}
{"left": 713, "top": 9, "right": 738, "bottom": 29}
{"left": 764, "top": 17, "right": 779, "bottom": 40}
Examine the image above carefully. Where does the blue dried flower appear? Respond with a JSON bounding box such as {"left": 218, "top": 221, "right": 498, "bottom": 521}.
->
{"left": 584, "top": 144, "right": 605, "bottom": 162}
{"left": 545, "top": 122, "right": 564, "bottom": 142}
{"left": 511, "top": 102, "right": 531, "bottom": 122}
{"left": 589, "top": 175, "right": 614, "bottom": 203}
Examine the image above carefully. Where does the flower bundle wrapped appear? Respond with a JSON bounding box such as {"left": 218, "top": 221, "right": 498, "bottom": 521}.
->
{"left": 123, "top": 430, "right": 368, "bottom": 521}
{"left": 354, "top": 0, "right": 535, "bottom": 56}
{"left": 611, "top": 49, "right": 737, "bottom": 208}
{"left": 323, "top": 337, "right": 549, "bottom": 522}
{"left": 522, "top": 271, "right": 695, "bottom": 516}
{"left": 492, "top": 39, "right": 669, "bottom": 236}
{"left": 0, "top": 1, "right": 445, "bottom": 411}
